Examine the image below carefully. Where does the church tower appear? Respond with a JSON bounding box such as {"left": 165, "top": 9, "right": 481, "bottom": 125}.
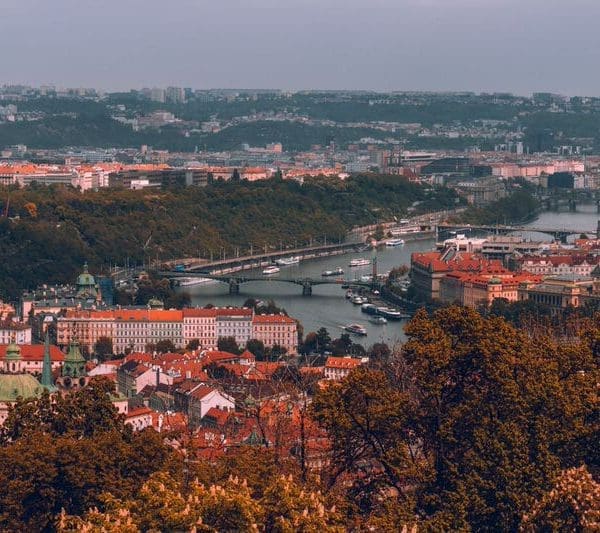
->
{"left": 56, "top": 338, "right": 89, "bottom": 391}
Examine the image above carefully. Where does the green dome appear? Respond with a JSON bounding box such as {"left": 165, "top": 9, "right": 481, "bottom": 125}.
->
{"left": 0, "top": 374, "right": 44, "bottom": 402}
{"left": 147, "top": 298, "right": 164, "bottom": 309}
{"left": 77, "top": 262, "right": 96, "bottom": 287}
{"left": 5, "top": 341, "right": 21, "bottom": 361}
{"left": 489, "top": 277, "right": 502, "bottom": 285}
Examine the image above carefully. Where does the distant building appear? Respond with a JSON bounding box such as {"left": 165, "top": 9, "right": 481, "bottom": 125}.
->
{"left": 324, "top": 356, "right": 362, "bottom": 380}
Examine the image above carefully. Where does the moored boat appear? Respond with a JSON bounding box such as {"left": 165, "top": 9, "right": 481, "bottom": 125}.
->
{"left": 385, "top": 238, "right": 405, "bottom": 247}
{"left": 275, "top": 256, "right": 300, "bottom": 266}
{"left": 369, "top": 316, "right": 387, "bottom": 325}
{"left": 361, "top": 303, "right": 377, "bottom": 314}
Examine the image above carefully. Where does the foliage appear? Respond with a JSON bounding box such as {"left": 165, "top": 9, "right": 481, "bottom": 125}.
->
{"left": 94, "top": 336, "right": 114, "bottom": 361}
{"left": 217, "top": 336, "right": 241, "bottom": 355}
{"left": 57, "top": 471, "right": 344, "bottom": 532}
{"left": 0, "top": 175, "right": 459, "bottom": 299}
{"left": 0, "top": 381, "right": 174, "bottom": 532}
{"left": 520, "top": 466, "right": 600, "bottom": 532}
{"left": 311, "top": 306, "right": 599, "bottom": 530}
{"left": 454, "top": 189, "right": 540, "bottom": 225}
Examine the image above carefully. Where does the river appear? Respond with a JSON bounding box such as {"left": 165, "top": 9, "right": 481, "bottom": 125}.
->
{"left": 181, "top": 204, "right": 600, "bottom": 347}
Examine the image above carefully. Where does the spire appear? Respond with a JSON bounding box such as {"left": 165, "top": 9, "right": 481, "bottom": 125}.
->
{"left": 83, "top": 261, "right": 89, "bottom": 274}
{"left": 41, "top": 333, "right": 56, "bottom": 392}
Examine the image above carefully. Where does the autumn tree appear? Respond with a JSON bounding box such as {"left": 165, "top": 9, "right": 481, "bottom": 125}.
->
{"left": 217, "top": 335, "right": 241, "bottom": 355}
{"left": 94, "top": 336, "right": 113, "bottom": 361}
{"left": 520, "top": 466, "right": 600, "bottom": 531}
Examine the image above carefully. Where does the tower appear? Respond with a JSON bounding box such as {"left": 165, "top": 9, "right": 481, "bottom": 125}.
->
{"left": 40, "top": 333, "right": 56, "bottom": 392}
{"left": 56, "top": 338, "right": 89, "bottom": 391}
{"left": 3, "top": 336, "right": 22, "bottom": 373}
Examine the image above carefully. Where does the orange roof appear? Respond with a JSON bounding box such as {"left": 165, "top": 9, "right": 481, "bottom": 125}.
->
{"left": 0, "top": 344, "right": 64, "bottom": 362}
{"left": 325, "top": 356, "right": 361, "bottom": 369}
{"left": 253, "top": 314, "right": 295, "bottom": 324}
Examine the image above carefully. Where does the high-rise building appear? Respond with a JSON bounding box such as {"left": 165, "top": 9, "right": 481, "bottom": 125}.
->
{"left": 150, "top": 88, "right": 166, "bottom": 103}
{"left": 166, "top": 86, "right": 185, "bottom": 104}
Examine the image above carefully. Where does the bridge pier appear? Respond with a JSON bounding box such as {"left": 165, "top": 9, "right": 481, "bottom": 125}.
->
{"left": 229, "top": 279, "right": 240, "bottom": 295}
{"left": 302, "top": 282, "right": 313, "bottom": 296}
{"left": 569, "top": 199, "right": 577, "bottom": 212}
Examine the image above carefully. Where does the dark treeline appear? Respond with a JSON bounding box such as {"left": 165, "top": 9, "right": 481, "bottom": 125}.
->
{"left": 0, "top": 175, "right": 460, "bottom": 299}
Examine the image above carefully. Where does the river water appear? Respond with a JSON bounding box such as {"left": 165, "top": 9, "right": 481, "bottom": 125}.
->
{"left": 183, "top": 205, "right": 599, "bottom": 346}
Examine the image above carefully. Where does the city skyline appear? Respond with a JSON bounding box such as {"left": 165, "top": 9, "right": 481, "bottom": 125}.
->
{"left": 2, "top": 0, "right": 600, "bottom": 96}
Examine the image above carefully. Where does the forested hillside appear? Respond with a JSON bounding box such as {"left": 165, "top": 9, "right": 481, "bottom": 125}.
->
{"left": 0, "top": 175, "right": 460, "bottom": 299}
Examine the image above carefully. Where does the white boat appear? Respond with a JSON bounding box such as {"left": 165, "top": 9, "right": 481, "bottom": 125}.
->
{"left": 275, "top": 256, "right": 300, "bottom": 266}
{"left": 385, "top": 238, "right": 405, "bottom": 247}
{"left": 349, "top": 258, "right": 371, "bottom": 267}
{"left": 322, "top": 267, "right": 344, "bottom": 277}
{"left": 369, "top": 316, "right": 387, "bottom": 325}
{"left": 352, "top": 296, "right": 366, "bottom": 305}
{"left": 176, "top": 277, "right": 215, "bottom": 287}
{"left": 344, "top": 324, "right": 367, "bottom": 336}
{"left": 360, "top": 275, "right": 373, "bottom": 283}
{"left": 262, "top": 265, "right": 280, "bottom": 275}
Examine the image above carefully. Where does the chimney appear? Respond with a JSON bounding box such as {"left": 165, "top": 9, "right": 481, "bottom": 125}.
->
{"left": 156, "top": 367, "right": 160, "bottom": 388}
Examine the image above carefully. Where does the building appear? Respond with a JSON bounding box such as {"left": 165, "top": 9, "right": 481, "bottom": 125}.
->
{"left": 515, "top": 255, "right": 599, "bottom": 277}
{"left": 517, "top": 275, "right": 594, "bottom": 313}
{"left": 0, "top": 321, "right": 31, "bottom": 344}
{"left": 215, "top": 308, "right": 253, "bottom": 348}
{"left": 410, "top": 249, "right": 508, "bottom": 301}
{"left": 0, "top": 340, "right": 64, "bottom": 374}
{"left": 324, "top": 356, "right": 362, "bottom": 380}
{"left": 440, "top": 272, "right": 542, "bottom": 308}
{"left": 452, "top": 178, "right": 506, "bottom": 206}
{"left": 251, "top": 314, "right": 298, "bottom": 355}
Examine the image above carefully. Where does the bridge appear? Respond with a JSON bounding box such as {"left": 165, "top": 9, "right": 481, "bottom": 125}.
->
{"left": 161, "top": 241, "right": 364, "bottom": 275}
{"left": 437, "top": 221, "right": 599, "bottom": 243}
{"left": 158, "top": 271, "right": 378, "bottom": 296}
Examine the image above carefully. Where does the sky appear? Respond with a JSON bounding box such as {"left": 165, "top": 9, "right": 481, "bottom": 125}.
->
{"left": 1, "top": 0, "right": 599, "bottom": 95}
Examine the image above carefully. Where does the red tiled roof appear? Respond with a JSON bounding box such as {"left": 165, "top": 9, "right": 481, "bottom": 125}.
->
{"left": 253, "top": 314, "right": 296, "bottom": 324}
{"left": 325, "top": 356, "right": 361, "bottom": 369}
{"left": 0, "top": 344, "right": 64, "bottom": 361}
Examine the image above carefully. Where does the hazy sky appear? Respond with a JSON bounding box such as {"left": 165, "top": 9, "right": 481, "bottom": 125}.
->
{"left": 2, "top": 0, "right": 598, "bottom": 95}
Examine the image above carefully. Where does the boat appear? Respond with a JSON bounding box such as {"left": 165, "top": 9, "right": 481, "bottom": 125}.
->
{"left": 262, "top": 265, "right": 280, "bottom": 275}
{"left": 322, "top": 267, "right": 344, "bottom": 277}
{"left": 175, "top": 277, "right": 215, "bottom": 287}
{"left": 275, "top": 256, "right": 300, "bottom": 266}
{"left": 345, "top": 290, "right": 354, "bottom": 299}
{"left": 349, "top": 258, "right": 371, "bottom": 267}
{"left": 360, "top": 275, "right": 373, "bottom": 283}
{"left": 361, "top": 303, "right": 378, "bottom": 314}
{"left": 378, "top": 307, "right": 409, "bottom": 320}
{"left": 352, "top": 296, "right": 366, "bottom": 305}
{"left": 369, "top": 316, "right": 387, "bottom": 325}
{"left": 344, "top": 324, "right": 368, "bottom": 336}
{"left": 385, "top": 238, "right": 405, "bottom": 247}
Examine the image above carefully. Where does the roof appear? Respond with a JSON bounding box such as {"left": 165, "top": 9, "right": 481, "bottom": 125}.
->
{"left": 0, "top": 373, "right": 44, "bottom": 402}
{"left": 0, "top": 344, "right": 64, "bottom": 362}
{"left": 253, "top": 314, "right": 296, "bottom": 324}
{"left": 325, "top": 356, "right": 362, "bottom": 369}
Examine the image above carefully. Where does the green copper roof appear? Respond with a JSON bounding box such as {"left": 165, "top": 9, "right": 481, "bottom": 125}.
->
{"left": 62, "top": 339, "right": 87, "bottom": 379}
{"left": 40, "top": 334, "right": 56, "bottom": 392}
{"left": 5, "top": 341, "right": 21, "bottom": 361}
{"left": 77, "top": 262, "right": 96, "bottom": 286}
{"left": 0, "top": 374, "right": 44, "bottom": 402}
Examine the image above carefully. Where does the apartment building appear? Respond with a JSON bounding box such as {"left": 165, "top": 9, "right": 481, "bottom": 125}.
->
{"left": 251, "top": 314, "right": 298, "bottom": 355}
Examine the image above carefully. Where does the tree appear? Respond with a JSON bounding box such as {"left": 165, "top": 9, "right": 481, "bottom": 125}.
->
{"left": 217, "top": 336, "right": 241, "bottom": 355}
{"left": 315, "top": 327, "right": 332, "bottom": 354}
{"left": 268, "top": 343, "right": 288, "bottom": 361}
{"left": 311, "top": 306, "right": 599, "bottom": 530}
{"left": 94, "top": 336, "right": 113, "bottom": 362}
{"left": 520, "top": 466, "right": 600, "bottom": 531}
{"left": 331, "top": 333, "right": 352, "bottom": 355}
{"left": 231, "top": 168, "right": 241, "bottom": 181}
{"left": 367, "top": 342, "right": 391, "bottom": 362}
{"left": 185, "top": 338, "right": 200, "bottom": 351}
{"left": 155, "top": 339, "right": 176, "bottom": 354}
{"left": 246, "top": 338, "right": 266, "bottom": 360}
